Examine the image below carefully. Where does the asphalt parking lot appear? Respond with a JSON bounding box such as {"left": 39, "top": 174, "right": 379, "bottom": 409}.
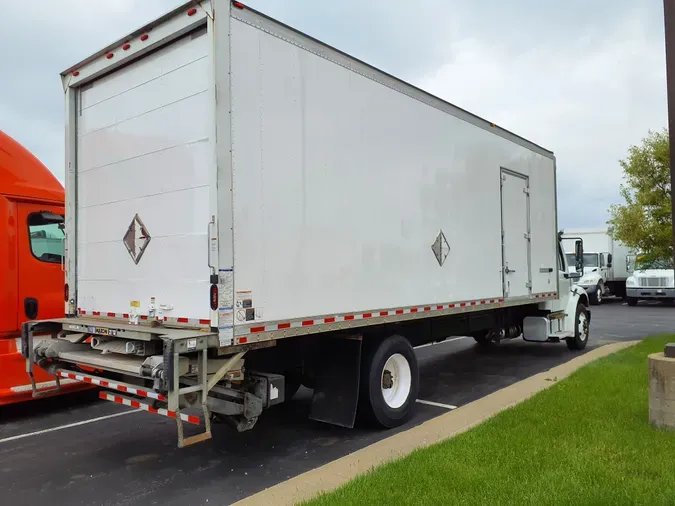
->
{"left": 1, "top": 299, "right": 673, "bottom": 506}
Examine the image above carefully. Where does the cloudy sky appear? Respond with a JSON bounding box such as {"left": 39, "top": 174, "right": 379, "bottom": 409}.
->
{"left": 0, "top": 0, "right": 667, "bottom": 228}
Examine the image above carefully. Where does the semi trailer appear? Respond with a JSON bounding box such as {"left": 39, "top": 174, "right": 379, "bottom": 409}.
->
{"left": 23, "top": 0, "right": 591, "bottom": 447}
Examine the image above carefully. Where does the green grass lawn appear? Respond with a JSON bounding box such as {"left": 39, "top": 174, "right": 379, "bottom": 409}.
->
{"left": 305, "top": 336, "right": 675, "bottom": 506}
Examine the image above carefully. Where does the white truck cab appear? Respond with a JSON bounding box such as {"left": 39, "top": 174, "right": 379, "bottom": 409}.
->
{"left": 564, "top": 252, "right": 610, "bottom": 305}
{"left": 625, "top": 256, "right": 675, "bottom": 306}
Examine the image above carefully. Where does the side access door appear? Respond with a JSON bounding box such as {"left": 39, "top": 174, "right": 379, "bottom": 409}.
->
{"left": 500, "top": 169, "right": 532, "bottom": 298}
{"left": 16, "top": 203, "right": 65, "bottom": 323}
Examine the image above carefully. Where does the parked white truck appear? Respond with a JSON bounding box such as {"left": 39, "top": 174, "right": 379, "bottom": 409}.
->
{"left": 625, "top": 256, "right": 675, "bottom": 306}
{"left": 22, "top": 0, "right": 591, "bottom": 447}
{"left": 561, "top": 227, "right": 634, "bottom": 304}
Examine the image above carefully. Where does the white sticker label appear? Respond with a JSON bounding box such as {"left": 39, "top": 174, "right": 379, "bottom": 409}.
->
{"left": 270, "top": 384, "right": 279, "bottom": 401}
{"left": 219, "top": 308, "right": 234, "bottom": 326}
{"left": 235, "top": 290, "right": 252, "bottom": 309}
{"left": 218, "top": 327, "right": 234, "bottom": 347}
{"left": 187, "top": 338, "right": 197, "bottom": 350}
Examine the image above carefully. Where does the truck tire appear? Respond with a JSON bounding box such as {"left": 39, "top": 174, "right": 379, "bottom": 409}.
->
{"left": 359, "top": 335, "right": 419, "bottom": 428}
{"left": 566, "top": 303, "right": 590, "bottom": 351}
{"left": 590, "top": 283, "right": 603, "bottom": 305}
{"left": 626, "top": 297, "right": 638, "bottom": 307}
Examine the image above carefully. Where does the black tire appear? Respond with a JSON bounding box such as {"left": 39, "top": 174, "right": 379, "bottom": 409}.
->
{"left": 567, "top": 303, "right": 590, "bottom": 351}
{"left": 626, "top": 297, "right": 638, "bottom": 307}
{"left": 590, "top": 283, "right": 603, "bottom": 305}
{"left": 358, "top": 335, "right": 419, "bottom": 428}
{"left": 472, "top": 331, "right": 492, "bottom": 346}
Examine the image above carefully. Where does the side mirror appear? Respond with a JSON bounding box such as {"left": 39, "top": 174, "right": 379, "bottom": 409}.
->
{"left": 607, "top": 253, "right": 612, "bottom": 268}
{"left": 574, "top": 240, "right": 584, "bottom": 272}
{"left": 566, "top": 271, "right": 582, "bottom": 280}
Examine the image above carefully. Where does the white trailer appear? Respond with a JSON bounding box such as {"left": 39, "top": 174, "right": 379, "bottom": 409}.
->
{"left": 23, "top": 0, "right": 591, "bottom": 447}
{"left": 561, "top": 227, "right": 634, "bottom": 304}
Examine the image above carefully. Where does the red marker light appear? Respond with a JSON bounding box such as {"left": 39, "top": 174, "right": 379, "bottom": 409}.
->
{"left": 72, "top": 71, "right": 80, "bottom": 77}
{"left": 210, "top": 285, "right": 218, "bottom": 310}
{"left": 187, "top": 7, "right": 197, "bottom": 16}
{"left": 122, "top": 43, "right": 131, "bottom": 50}
{"left": 140, "top": 34, "right": 149, "bottom": 41}
{"left": 232, "top": 1, "right": 245, "bottom": 9}
{"left": 64, "top": 283, "right": 69, "bottom": 302}
{"left": 106, "top": 52, "right": 114, "bottom": 59}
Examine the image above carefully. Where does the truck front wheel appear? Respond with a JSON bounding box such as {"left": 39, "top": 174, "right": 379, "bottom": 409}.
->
{"left": 590, "top": 283, "right": 603, "bottom": 305}
{"left": 359, "top": 335, "right": 419, "bottom": 428}
{"left": 566, "top": 303, "right": 590, "bottom": 351}
{"left": 626, "top": 297, "right": 638, "bottom": 306}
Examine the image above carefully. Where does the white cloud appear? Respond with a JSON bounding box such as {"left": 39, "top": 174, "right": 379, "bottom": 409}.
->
{"left": 415, "top": 5, "right": 666, "bottom": 226}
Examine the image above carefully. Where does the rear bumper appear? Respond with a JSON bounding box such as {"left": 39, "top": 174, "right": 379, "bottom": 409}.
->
{"left": 626, "top": 287, "right": 675, "bottom": 299}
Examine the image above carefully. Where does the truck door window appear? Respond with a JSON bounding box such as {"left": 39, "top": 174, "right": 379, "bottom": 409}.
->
{"left": 558, "top": 245, "right": 566, "bottom": 271}
{"left": 28, "top": 212, "right": 64, "bottom": 263}
{"left": 599, "top": 254, "right": 605, "bottom": 268}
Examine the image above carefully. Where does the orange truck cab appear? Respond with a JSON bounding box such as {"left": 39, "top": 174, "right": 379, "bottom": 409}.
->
{"left": 0, "top": 130, "right": 89, "bottom": 405}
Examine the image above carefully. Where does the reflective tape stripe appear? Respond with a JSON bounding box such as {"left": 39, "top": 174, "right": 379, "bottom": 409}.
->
{"left": 99, "top": 392, "right": 200, "bottom": 425}
{"left": 58, "top": 371, "right": 166, "bottom": 401}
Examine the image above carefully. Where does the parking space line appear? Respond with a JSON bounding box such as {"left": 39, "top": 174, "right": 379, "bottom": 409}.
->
{"left": 0, "top": 410, "right": 139, "bottom": 445}
{"left": 416, "top": 399, "right": 457, "bottom": 410}
{"left": 414, "top": 336, "right": 470, "bottom": 350}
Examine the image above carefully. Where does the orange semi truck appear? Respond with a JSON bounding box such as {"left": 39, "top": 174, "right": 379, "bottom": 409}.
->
{"left": 0, "top": 129, "right": 89, "bottom": 405}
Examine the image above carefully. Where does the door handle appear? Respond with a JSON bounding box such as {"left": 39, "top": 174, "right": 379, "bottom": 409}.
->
{"left": 505, "top": 267, "right": 516, "bottom": 274}
{"left": 24, "top": 298, "right": 38, "bottom": 320}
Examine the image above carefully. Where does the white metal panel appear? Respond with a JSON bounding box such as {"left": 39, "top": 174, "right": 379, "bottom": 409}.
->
{"left": 75, "top": 29, "right": 213, "bottom": 319}
{"left": 500, "top": 171, "right": 531, "bottom": 298}
{"left": 229, "top": 19, "right": 557, "bottom": 326}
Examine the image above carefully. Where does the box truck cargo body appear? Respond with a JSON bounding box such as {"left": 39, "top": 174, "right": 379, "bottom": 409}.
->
{"left": 24, "top": 0, "right": 591, "bottom": 447}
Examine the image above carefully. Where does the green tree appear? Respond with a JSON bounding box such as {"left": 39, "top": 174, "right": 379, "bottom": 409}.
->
{"left": 607, "top": 128, "right": 672, "bottom": 264}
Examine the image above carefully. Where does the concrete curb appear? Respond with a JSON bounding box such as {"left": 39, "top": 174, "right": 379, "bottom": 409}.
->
{"left": 233, "top": 340, "right": 640, "bottom": 506}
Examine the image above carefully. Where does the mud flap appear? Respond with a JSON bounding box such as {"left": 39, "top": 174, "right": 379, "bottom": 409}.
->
{"left": 309, "top": 335, "right": 362, "bottom": 428}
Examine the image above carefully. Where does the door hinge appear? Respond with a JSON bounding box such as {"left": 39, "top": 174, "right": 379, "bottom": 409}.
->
{"left": 523, "top": 187, "right": 530, "bottom": 195}
{"left": 524, "top": 232, "right": 531, "bottom": 240}
{"left": 526, "top": 282, "right": 532, "bottom": 289}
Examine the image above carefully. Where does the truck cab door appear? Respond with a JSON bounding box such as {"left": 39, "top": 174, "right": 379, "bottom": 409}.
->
{"left": 599, "top": 253, "right": 607, "bottom": 280}
{"left": 16, "top": 203, "right": 65, "bottom": 324}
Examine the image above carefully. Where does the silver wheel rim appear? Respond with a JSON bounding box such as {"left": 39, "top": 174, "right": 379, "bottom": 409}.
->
{"left": 577, "top": 311, "right": 589, "bottom": 342}
{"left": 596, "top": 287, "right": 602, "bottom": 303}
{"left": 381, "top": 353, "right": 412, "bottom": 409}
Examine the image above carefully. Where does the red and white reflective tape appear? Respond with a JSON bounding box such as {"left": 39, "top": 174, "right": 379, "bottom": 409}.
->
{"left": 244, "top": 294, "right": 558, "bottom": 335}
{"left": 59, "top": 371, "right": 167, "bottom": 402}
{"left": 99, "top": 392, "right": 200, "bottom": 425}
{"left": 77, "top": 309, "right": 210, "bottom": 326}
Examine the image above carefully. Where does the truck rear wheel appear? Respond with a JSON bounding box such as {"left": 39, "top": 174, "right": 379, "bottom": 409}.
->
{"left": 566, "top": 303, "right": 590, "bottom": 351}
{"left": 359, "top": 335, "right": 419, "bottom": 428}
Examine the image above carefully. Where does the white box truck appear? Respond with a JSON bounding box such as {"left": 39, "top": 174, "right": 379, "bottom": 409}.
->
{"left": 561, "top": 227, "right": 634, "bottom": 304}
{"left": 23, "top": 0, "right": 592, "bottom": 447}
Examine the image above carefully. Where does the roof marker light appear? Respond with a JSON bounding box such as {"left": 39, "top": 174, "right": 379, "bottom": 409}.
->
{"left": 233, "top": 1, "right": 245, "bottom": 9}
{"left": 140, "top": 34, "right": 149, "bottom": 41}
{"left": 122, "top": 43, "right": 131, "bottom": 50}
{"left": 72, "top": 71, "right": 80, "bottom": 76}
{"left": 187, "top": 7, "right": 197, "bottom": 16}
{"left": 106, "top": 52, "right": 114, "bottom": 59}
